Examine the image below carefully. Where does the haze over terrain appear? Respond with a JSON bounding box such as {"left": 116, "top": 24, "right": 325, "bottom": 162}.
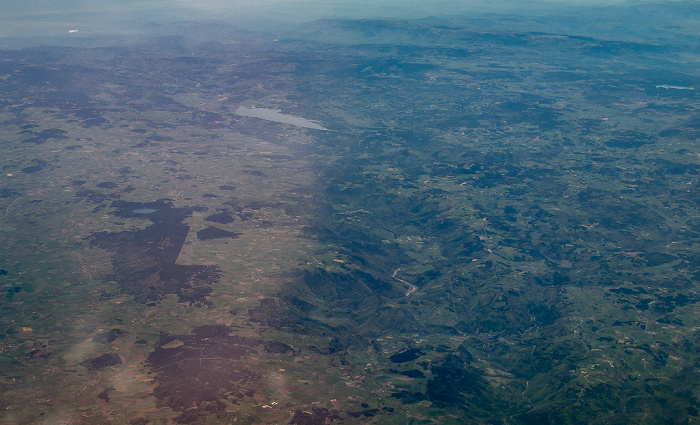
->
{"left": 2, "top": 0, "right": 698, "bottom": 46}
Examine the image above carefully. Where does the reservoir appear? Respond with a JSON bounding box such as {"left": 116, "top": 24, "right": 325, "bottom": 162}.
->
{"left": 235, "top": 106, "right": 329, "bottom": 130}
{"left": 655, "top": 84, "right": 694, "bottom": 90}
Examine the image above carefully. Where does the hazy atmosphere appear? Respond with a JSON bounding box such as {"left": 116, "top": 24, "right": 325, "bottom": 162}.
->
{"left": 2, "top": 0, "right": 692, "bottom": 46}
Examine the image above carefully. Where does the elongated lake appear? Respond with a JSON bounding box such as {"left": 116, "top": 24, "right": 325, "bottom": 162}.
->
{"left": 235, "top": 106, "right": 329, "bottom": 130}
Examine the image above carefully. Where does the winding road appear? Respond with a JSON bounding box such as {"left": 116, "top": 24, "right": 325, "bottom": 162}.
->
{"left": 392, "top": 268, "right": 417, "bottom": 296}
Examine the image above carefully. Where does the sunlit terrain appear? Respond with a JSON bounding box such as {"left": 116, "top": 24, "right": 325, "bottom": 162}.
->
{"left": 1, "top": 2, "right": 700, "bottom": 424}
